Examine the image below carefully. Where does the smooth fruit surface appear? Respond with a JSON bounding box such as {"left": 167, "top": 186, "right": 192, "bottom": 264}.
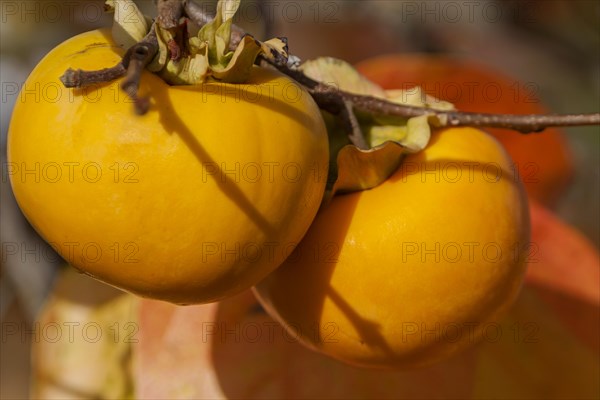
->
{"left": 254, "top": 127, "right": 530, "bottom": 368}
{"left": 8, "top": 29, "right": 329, "bottom": 304}
{"left": 356, "top": 54, "right": 574, "bottom": 206}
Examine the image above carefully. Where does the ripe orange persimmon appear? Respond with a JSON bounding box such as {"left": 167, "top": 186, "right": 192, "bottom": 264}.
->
{"left": 8, "top": 29, "right": 329, "bottom": 304}
{"left": 254, "top": 127, "right": 530, "bottom": 369}
{"left": 356, "top": 54, "right": 574, "bottom": 206}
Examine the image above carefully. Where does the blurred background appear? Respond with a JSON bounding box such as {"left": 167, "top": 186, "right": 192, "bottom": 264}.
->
{"left": 1, "top": 0, "right": 599, "bottom": 398}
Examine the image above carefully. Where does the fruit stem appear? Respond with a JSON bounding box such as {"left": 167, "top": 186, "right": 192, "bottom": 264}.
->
{"left": 60, "top": 23, "right": 158, "bottom": 115}
{"left": 120, "top": 26, "right": 159, "bottom": 114}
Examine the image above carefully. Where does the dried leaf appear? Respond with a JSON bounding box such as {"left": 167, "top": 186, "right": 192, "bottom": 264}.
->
{"left": 260, "top": 37, "right": 289, "bottom": 65}
{"left": 301, "top": 58, "right": 449, "bottom": 202}
{"left": 301, "top": 57, "right": 386, "bottom": 97}
{"left": 386, "top": 88, "right": 455, "bottom": 110}
{"left": 299, "top": 58, "right": 462, "bottom": 201}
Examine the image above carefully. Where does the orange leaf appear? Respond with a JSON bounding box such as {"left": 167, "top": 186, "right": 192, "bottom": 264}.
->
{"left": 526, "top": 200, "right": 600, "bottom": 305}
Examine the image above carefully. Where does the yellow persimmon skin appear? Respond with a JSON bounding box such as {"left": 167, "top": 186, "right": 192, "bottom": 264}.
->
{"left": 8, "top": 29, "right": 329, "bottom": 304}
{"left": 254, "top": 127, "right": 530, "bottom": 368}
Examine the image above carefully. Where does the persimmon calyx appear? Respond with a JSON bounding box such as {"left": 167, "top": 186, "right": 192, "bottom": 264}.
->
{"left": 299, "top": 57, "right": 456, "bottom": 202}
{"left": 106, "top": 0, "right": 287, "bottom": 85}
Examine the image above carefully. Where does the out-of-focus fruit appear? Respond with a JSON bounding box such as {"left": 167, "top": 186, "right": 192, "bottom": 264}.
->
{"left": 32, "top": 267, "right": 136, "bottom": 399}
{"left": 356, "top": 54, "right": 574, "bottom": 206}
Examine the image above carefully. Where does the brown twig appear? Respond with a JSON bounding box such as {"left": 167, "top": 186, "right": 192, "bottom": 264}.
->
{"left": 263, "top": 60, "right": 600, "bottom": 133}
{"left": 182, "top": 0, "right": 211, "bottom": 25}
{"left": 316, "top": 88, "right": 600, "bottom": 134}
{"left": 59, "top": 0, "right": 600, "bottom": 132}
{"left": 258, "top": 55, "right": 600, "bottom": 134}
{"left": 60, "top": 64, "right": 126, "bottom": 88}
{"left": 156, "top": 0, "right": 184, "bottom": 29}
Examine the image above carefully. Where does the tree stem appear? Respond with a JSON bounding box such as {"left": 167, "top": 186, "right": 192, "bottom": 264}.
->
{"left": 328, "top": 90, "right": 600, "bottom": 134}
{"left": 58, "top": 0, "right": 600, "bottom": 133}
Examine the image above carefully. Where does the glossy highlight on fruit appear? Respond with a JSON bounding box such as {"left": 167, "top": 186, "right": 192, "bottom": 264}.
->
{"left": 8, "top": 29, "right": 329, "bottom": 304}
{"left": 254, "top": 127, "right": 530, "bottom": 368}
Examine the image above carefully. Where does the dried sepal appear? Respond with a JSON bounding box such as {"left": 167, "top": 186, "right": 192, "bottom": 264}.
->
{"left": 324, "top": 142, "right": 410, "bottom": 203}
{"left": 198, "top": 0, "right": 240, "bottom": 68}
{"left": 212, "top": 35, "right": 264, "bottom": 83}
{"left": 160, "top": 43, "right": 209, "bottom": 85}
{"left": 146, "top": 0, "right": 288, "bottom": 84}
{"left": 368, "top": 114, "right": 431, "bottom": 151}
{"left": 302, "top": 57, "right": 456, "bottom": 202}
{"left": 106, "top": 0, "right": 150, "bottom": 49}
{"left": 147, "top": 23, "right": 170, "bottom": 72}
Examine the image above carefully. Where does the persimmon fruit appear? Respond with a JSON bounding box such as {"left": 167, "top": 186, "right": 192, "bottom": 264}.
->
{"left": 7, "top": 29, "right": 329, "bottom": 304}
{"left": 254, "top": 127, "right": 530, "bottom": 368}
